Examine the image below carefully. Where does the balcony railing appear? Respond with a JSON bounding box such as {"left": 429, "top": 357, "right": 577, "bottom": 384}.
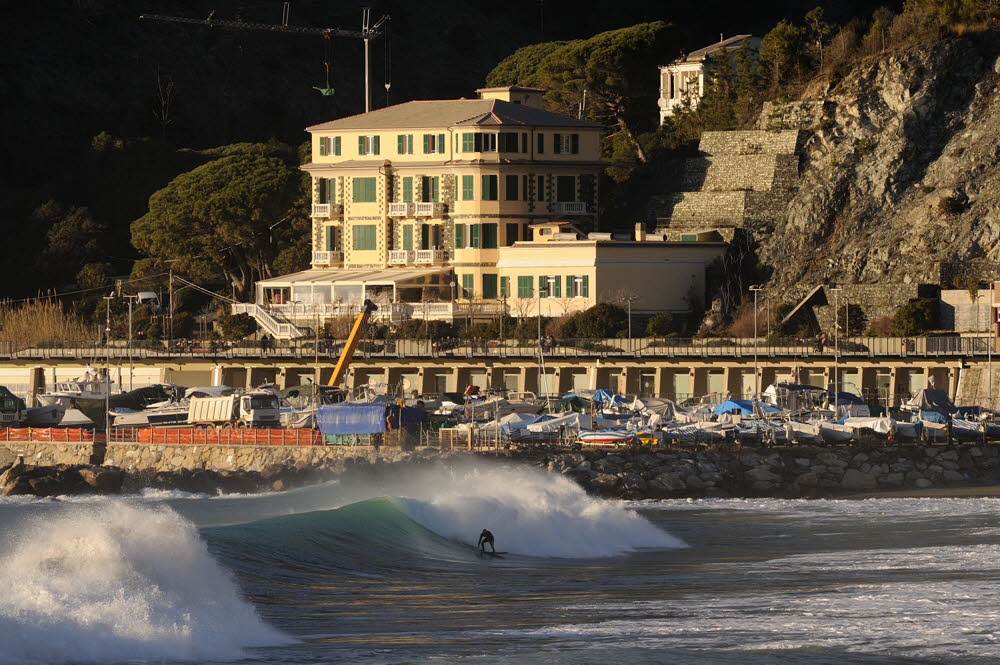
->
{"left": 415, "top": 202, "right": 446, "bottom": 217}
{"left": 388, "top": 202, "right": 415, "bottom": 217}
{"left": 311, "top": 250, "right": 344, "bottom": 265}
{"left": 388, "top": 250, "right": 415, "bottom": 264}
{"left": 414, "top": 249, "right": 446, "bottom": 264}
{"left": 311, "top": 203, "right": 343, "bottom": 217}
{"left": 555, "top": 201, "right": 588, "bottom": 215}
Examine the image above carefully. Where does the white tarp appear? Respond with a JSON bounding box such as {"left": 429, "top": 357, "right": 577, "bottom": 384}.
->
{"left": 844, "top": 417, "right": 894, "bottom": 434}
{"left": 527, "top": 412, "right": 592, "bottom": 433}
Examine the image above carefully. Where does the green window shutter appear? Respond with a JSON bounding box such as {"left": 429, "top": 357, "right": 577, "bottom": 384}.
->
{"left": 537, "top": 133, "right": 544, "bottom": 153}
{"left": 403, "top": 177, "right": 413, "bottom": 203}
{"left": 462, "top": 274, "right": 474, "bottom": 298}
{"left": 318, "top": 178, "right": 328, "bottom": 204}
{"left": 566, "top": 275, "right": 573, "bottom": 296}
{"left": 334, "top": 136, "right": 341, "bottom": 155}
{"left": 423, "top": 135, "right": 430, "bottom": 153}
{"left": 353, "top": 177, "right": 376, "bottom": 202}
{"left": 582, "top": 275, "right": 589, "bottom": 297}
{"left": 482, "top": 223, "right": 497, "bottom": 249}
{"left": 500, "top": 277, "right": 508, "bottom": 298}
{"left": 431, "top": 176, "right": 439, "bottom": 202}
{"left": 517, "top": 276, "right": 532, "bottom": 298}
{"left": 359, "top": 136, "right": 366, "bottom": 154}
{"left": 373, "top": 136, "right": 380, "bottom": 155}
{"left": 474, "top": 133, "right": 483, "bottom": 152}
{"left": 319, "top": 137, "right": 328, "bottom": 157}
{"left": 482, "top": 274, "right": 498, "bottom": 299}
{"left": 571, "top": 134, "right": 579, "bottom": 154}
{"left": 398, "top": 135, "right": 405, "bottom": 153}
{"left": 403, "top": 225, "right": 413, "bottom": 251}
{"left": 455, "top": 224, "right": 464, "bottom": 249}
{"left": 327, "top": 179, "right": 336, "bottom": 203}
{"left": 462, "top": 174, "right": 474, "bottom": 200}
{"left": 538, "top": 275, "right": 545, "bottom": 297}
{"left": 505, "top": 222, "right": 518, "bottom": 245}
{"left": 437, "top": 134, "right": 445, "bottom": 153}
{"left": 470, "top": 224, "right": 481, "bottom": 248}
{"left": 553, "top": 277, "right": 561, "bottom": 298}
{"left": 483, "top": 175, "right": 498, "bottom": 200}
{"left": 352, "top": 224, "right": 377, "bottom": 250}
{"left": 462, "top": 133, "right": 474, "bottom": 152}
{"left": 326, "top": 226, "right": 336, "bottom": 251}
{"left": 554, "top": 134, "right": 562, "bottom": 153}
{"left": 505, "top": 175, "right": 517, "bottom": 200}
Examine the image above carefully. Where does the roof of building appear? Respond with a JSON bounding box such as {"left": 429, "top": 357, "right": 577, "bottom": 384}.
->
{"left": 476, "top": 86, "right": 547, "bottom": 94}
{"left": 673, "top": 34, "right": 757, "bottom": 64}
{"left": 307, "top": 98, "right": 600, "bottom": 132}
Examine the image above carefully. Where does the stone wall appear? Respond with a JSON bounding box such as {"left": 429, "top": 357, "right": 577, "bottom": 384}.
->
{"left": 940, "top": 289, "right": 991, "bottom": 332}
{"left": 0, "top": 442, "right": 96, "bottom": 468}
{"left": 757, "top": 101, "right": 829, "bottom": 131}
{"left": 103, "top": 443, "right": 411, "bottom": 473}
{"left": 699, "top": 130, "right": 804, "bottom": 155}
{"left": 809, "top": 283, "right": 926, "bottom": 333}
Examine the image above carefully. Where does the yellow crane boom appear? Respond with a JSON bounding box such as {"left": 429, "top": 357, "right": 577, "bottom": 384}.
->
{"left": 328, "top": 299, "right": 378, "bottom": 387}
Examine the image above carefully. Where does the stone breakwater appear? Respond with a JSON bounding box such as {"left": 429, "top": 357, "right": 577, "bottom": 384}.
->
{"left": 0, "top": 440, "right": 999, "bottom": 498}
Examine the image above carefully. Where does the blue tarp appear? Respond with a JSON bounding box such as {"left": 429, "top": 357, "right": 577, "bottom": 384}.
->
{"left": 317, "top": 403, "right": 386, "bottom": 435}
{"left": 592, "top": 389, "right": 627, "bottom": 406}
{"left": 712, "top": 400, "right": 782, "bottom": 416}
{"left": 920, "top": 410, "right": 949, "bottom": 424}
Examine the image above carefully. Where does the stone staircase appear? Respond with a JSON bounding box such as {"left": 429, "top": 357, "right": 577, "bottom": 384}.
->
{"left": 650, "top": 126, "right": 803, "bottom": 241}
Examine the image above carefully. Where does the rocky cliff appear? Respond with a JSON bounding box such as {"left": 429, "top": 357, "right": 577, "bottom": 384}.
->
{"left": 759, "top": 34, "right": 1000, "bottom": 299}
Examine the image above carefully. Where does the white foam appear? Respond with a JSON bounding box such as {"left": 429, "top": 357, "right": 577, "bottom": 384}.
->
{"left": 394, "top": 465, "right": 686, "bottom": 558}
{"left": 0, "top": 501, "right": 290, "bottom": 664}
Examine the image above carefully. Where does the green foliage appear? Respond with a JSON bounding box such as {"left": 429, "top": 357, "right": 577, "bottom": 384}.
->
{"left": 560, "top": 303, "right": 628, "bottom": 338}
{"left": 388, "top": 319, "right": 457, "bottom": 340}
{"left": 31, "top": 201, "right": 108, "bottom": 284}
{"left": 484, "top": 41, "right": 568, "bottom": 87}
{"left": 645, "top": 311, "right": 676, "bottom": 336}
{"left": 131, "top": 147, "right": 305, "bottom": 298}
{"left": 838, "top": 303, "right": 868, "bottom": 336}
{"left": 216, "top": 312, "right": 258, "bottom": 340}
{"left": 760, "top": 19, "right": 807, "bottom": 89}
{"left": 890, "top": 298, "right": 938, "bottom": 335}
{"left": 804, "top": 6, "right": 835, "bottom": 66}
{"left": 76, "top": 262, "right": 113, "bottom": 289}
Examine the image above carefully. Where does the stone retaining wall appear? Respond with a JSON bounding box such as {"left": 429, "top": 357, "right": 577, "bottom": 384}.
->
{"left": 0, "top": 442, "right": 96, "bottom": 468}
{"left": 699, "top": 130, "right": 803, "bottom": 156}
{"left": 103, "top": 443, "right": 409, "bottom": 473}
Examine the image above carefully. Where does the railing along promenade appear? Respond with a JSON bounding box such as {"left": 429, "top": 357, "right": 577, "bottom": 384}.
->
{"left": 0, "top": 336, "right": 992, "bottom": 362}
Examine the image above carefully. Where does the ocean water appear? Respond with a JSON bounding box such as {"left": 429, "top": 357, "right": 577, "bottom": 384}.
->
{"left": 0, "top": 463, "right": 999, "bottom": 664}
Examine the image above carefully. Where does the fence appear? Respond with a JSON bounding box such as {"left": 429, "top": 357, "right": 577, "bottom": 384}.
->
{"left": 2, "top": 335, "right": 997, "bottom": 361}
{"left": 0, "top": 428, "right": 94, "bottom": 442}
{"left": 109, "top": 427, "right": 323, "bottom": 446}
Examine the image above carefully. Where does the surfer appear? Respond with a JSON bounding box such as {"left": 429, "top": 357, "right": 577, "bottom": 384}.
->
{"left": 478, "top": 529, "right": 496, "bottom": 553}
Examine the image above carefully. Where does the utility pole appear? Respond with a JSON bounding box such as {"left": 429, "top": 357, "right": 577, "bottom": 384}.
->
{"left": 750, "top": 285, "right": 764, "bottom": 400}
{"left": 123, "top": 294, "right": 139, "bottom": 392}
{"left": 830, "top": 286, "right": 843, "bottom": 417}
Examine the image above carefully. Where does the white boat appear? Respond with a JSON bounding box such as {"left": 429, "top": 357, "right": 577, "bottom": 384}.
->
{"left": 37, "top": 369, "right": 115, "bottom": 409}
{"left": 111, "top": 385, "right": 231, "bottom": 428}
{"left": 578, "top": 430, "right": 636, "bottom": 446}
{"left": 785, "top": 421, "right": 822, "bottom": 445}
{"left": 23, "top": 404, "right": 65, "bottom": 427}
{"left": 819, "top": 421, "right": 855, "bottom": 443}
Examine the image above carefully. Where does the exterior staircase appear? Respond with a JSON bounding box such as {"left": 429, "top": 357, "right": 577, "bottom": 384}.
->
{"left": 231, "top": 304, "right": 310, "bottom": 340}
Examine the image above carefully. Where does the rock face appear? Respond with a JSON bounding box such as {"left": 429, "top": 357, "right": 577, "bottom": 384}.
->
{"left": 759, "top": 36, "right": 1000, "bottom": 295}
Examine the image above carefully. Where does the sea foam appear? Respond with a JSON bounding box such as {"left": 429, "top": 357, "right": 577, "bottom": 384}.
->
{"left": 394, "top": 465, "right": 686, "bottom": 558}
{"left": 0, "top": 501, "right": 288, "bottom": 664}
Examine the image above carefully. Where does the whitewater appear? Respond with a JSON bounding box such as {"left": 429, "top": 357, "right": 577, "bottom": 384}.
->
{"left": 1, "top": 462, "right": 999, "bottom": 664}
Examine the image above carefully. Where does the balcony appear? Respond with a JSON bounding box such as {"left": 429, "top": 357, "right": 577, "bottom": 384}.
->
{"left": 555, "top": 201, "right": 588, "bottom": 215}
{"left": 388, "top": 202, "right": 415, "bottom": 217}
{"left": 388, "top": 250, "right": 415, "bottom": 264}
{"left": 414, "top": 249, "right": 446, "bottom": 264}
{"left": 415, "top": 202, "right": 446, "bottom": 217}
{"left": 311, "top": 250, "right": 344, "bottom": 266}
{"left": 311, "top": 203, "right": 343, "bottom": 218}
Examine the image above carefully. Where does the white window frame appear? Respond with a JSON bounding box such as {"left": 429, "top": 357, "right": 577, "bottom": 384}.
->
{"left": 361, "top": 135, "right": 378, "bottom": 155}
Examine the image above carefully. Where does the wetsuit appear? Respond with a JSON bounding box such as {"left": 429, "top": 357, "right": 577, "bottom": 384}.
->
{"left": 478, "top": 529, "right": 495, "bottom": 553}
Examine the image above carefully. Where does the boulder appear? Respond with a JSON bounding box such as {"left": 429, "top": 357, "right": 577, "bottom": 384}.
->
{"left": 651, "top": 472, "right": 687, "bottom": 493}
{"left": 620, "top": 472, "right": 647, "bottom": 493}
{"left": 841, "top": 469, "right": 877, "bottom": 491}
{"left": 77, "top": 467, "right": 124, "bottom": 493}
{"left": 746, "top": 466, "right": 780, "bottom": 483}
{"left": 914, "top": 478, "right": 933, "bottom": 489}
{"left": 593, "top": 458, "right": 622, "bottom": 474}
{"left": 589, "top": 473, "right": 621, "bottom": 491}
{"left": 880, "top": 472, "right": 904, "bottom": 488}
{"left": 796, "top": 472, "right": 819, "bottom": 488}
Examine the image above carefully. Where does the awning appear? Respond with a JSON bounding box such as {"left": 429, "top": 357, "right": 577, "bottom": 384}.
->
{"left": 257, "top": 267, "right": 451, "bottom": 287}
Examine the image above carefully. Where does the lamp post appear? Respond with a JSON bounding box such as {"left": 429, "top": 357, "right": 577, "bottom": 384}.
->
{"left": 102, "top": 292, "right": 114, "bottom": 435}
{"left": 830, "top": 286, "right": 843, "bottom": 416}
{"left": 749, "top": 285, "right": 763, "bottom": 400}
{"left": 123, "top": 294, "right": 139, "bottom": 392}
{"left": 991, "top": 281, "right": 995, "bottom": 413}
{"left": 621, "top": 293, "right": 639, "bottom": 353}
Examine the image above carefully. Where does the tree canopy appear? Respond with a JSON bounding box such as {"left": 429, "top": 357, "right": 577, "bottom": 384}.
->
{"left": 131, "top": 145, "right": 305, "bottom": 297}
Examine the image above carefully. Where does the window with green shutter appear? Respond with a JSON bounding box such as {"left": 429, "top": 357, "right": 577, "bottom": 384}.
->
{"left": 319, "top": 137, "right": 329, "bottom": 156}
{"left": 500, "top": 277, "right": 509, "bottom": 298}
{"left": 455, "top": 224, "right": 464, "bottom": 249}
{"left": 359, "top": 135, "right": 379, "bottom": 155}
{"left": 462, "top": 133, "right": 474, "bottom": 152}
{"left": 482, "top": 274, "right": 498, "bottom": 299}
{"left": 373, "top": 136, "right": 380, "bottom": 155}
{"left": 358, "top": 136, "right": 365, "bottom": 154}
{"left": 352, "top": 177, "right": 377, "bottom": 203}
{"left": 566, "top": 275, "right": 574, "bottom": 297}
{"left": 421, "top": 176, "right": 439, "bottom": 202}
{"left": 438, "top": 133, "right": 445, "bottom": 153}
{"left": 397, "top": 134, "right": 414, "bottom": 154}
{"left": 582, "top": 275, "right": 589, "bottom": 297}
{"left": 403, "top": 225, "right": 413, "bottom": 251}
{"left": 470, "top": 224, "right": 481, "bottom": 248}
{"left": 517, "top": 276, "right": 533, "bottom": 298}
{"left": 482, "top": 223, "right": 497, "bottom": 249}
{"left": 402, "top": 177, "right": 413, "bottom": 203}
{"left": 334, "top": 136, "right": 341, "bottom": 155}
{"left": 326, "top": 179, "right": 336, "bottom": 203}
{"left": 317, "top": 178, "right": 328, "bottom": 204}
{"left": 505, "top": 175, "right": 518, "bottom": 201}
{"left": 352, "top": 225, "right": 377, "bottom": 250}
{"left": 499, "top": 132, "right": 519, "bottom": 152}
{"left": 481, "top": 175, "right": 498, "bottom": 201}
{"left": 461, "top": 174, "right": 474, "bottom": 200}
{"left": 324, "top": 226, "right": 336, "bottom": 251}
{"left": 461, "top": 274, "right": 474, "bottom": 298}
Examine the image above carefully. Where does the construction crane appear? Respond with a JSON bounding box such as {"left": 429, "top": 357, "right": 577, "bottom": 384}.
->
{"left": 140, "top": 5, "right": 390, "bottom": 111}
{"left": 328, "top": 299, "right": 378, "bottom": 388}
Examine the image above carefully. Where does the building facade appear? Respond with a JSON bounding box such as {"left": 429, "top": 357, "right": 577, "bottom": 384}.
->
{"left": 658, "top": 34, "right": 760, "bottom": 122}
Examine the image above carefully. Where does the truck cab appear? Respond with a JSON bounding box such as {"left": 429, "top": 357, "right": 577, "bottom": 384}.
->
{"left": 0, "top": 387, "right": 25, "bottom": 427}
{"left": 239, "top": 392, "right": 280, "bottom": 427}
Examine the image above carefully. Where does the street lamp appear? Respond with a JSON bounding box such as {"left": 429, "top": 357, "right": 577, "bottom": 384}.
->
{"left": 749, "top": 285, "right": 764, "bottom": 400}
{"left": 621, "top": 293, "right": 639, "bottom": 352}
{"left": 830, "top": 286, "right": 843, "bottom": 417}
{"left": 123, "top": 294, "right": 139, "bottom": 391}
{"left": 102, "top": 291, "right": 115, "bottom": 435}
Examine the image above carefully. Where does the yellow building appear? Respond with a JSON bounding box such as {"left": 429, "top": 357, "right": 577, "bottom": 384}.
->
{"left": 235, "top": 86, "right": 725, "bottom": 338}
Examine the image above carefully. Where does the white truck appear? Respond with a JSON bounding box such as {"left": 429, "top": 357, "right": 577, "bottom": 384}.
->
{"left": 186, "top": 392, "right": 280, "bottom": 428}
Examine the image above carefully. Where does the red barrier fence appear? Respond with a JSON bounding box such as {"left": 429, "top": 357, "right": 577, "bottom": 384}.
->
{"left": 122, "top": 427, "right": 323, "bottom": 446}
{"left": 0, "top": 428, "right": 95, "bottom": 442}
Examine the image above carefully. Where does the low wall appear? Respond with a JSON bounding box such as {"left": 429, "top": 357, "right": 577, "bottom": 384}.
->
{"left": 103, "top": 443, "right": 412, "bottom": 473}
{"left": 0, "top": 442, "right": 97, "bottom": 468}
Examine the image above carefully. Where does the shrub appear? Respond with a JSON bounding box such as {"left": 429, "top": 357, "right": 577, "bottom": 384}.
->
{"left": 868, "top": 315, "right": 894, "bottom": 336}
{"left": 215, "top": 312, "right": 258, "bottom": 340}
{"left": 645, "top": 311, "right": 676, "bottom": 336}
{"left": 559, "top": 303, "right": 628, "bottom": 339}
{"left": 890, "top": 299, "right": 938, "bottom": 336}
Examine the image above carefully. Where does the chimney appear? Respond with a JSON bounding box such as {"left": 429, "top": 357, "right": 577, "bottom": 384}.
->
{"left": 634, "top": 222, "right": 647, "bottom": 242}
{"left": 720, "top": 33, "right": 724, "bottom": 42}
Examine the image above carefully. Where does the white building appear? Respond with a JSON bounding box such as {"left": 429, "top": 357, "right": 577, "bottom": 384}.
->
{"left": 658, "top": 34, "right": 761, "bottom": 122}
